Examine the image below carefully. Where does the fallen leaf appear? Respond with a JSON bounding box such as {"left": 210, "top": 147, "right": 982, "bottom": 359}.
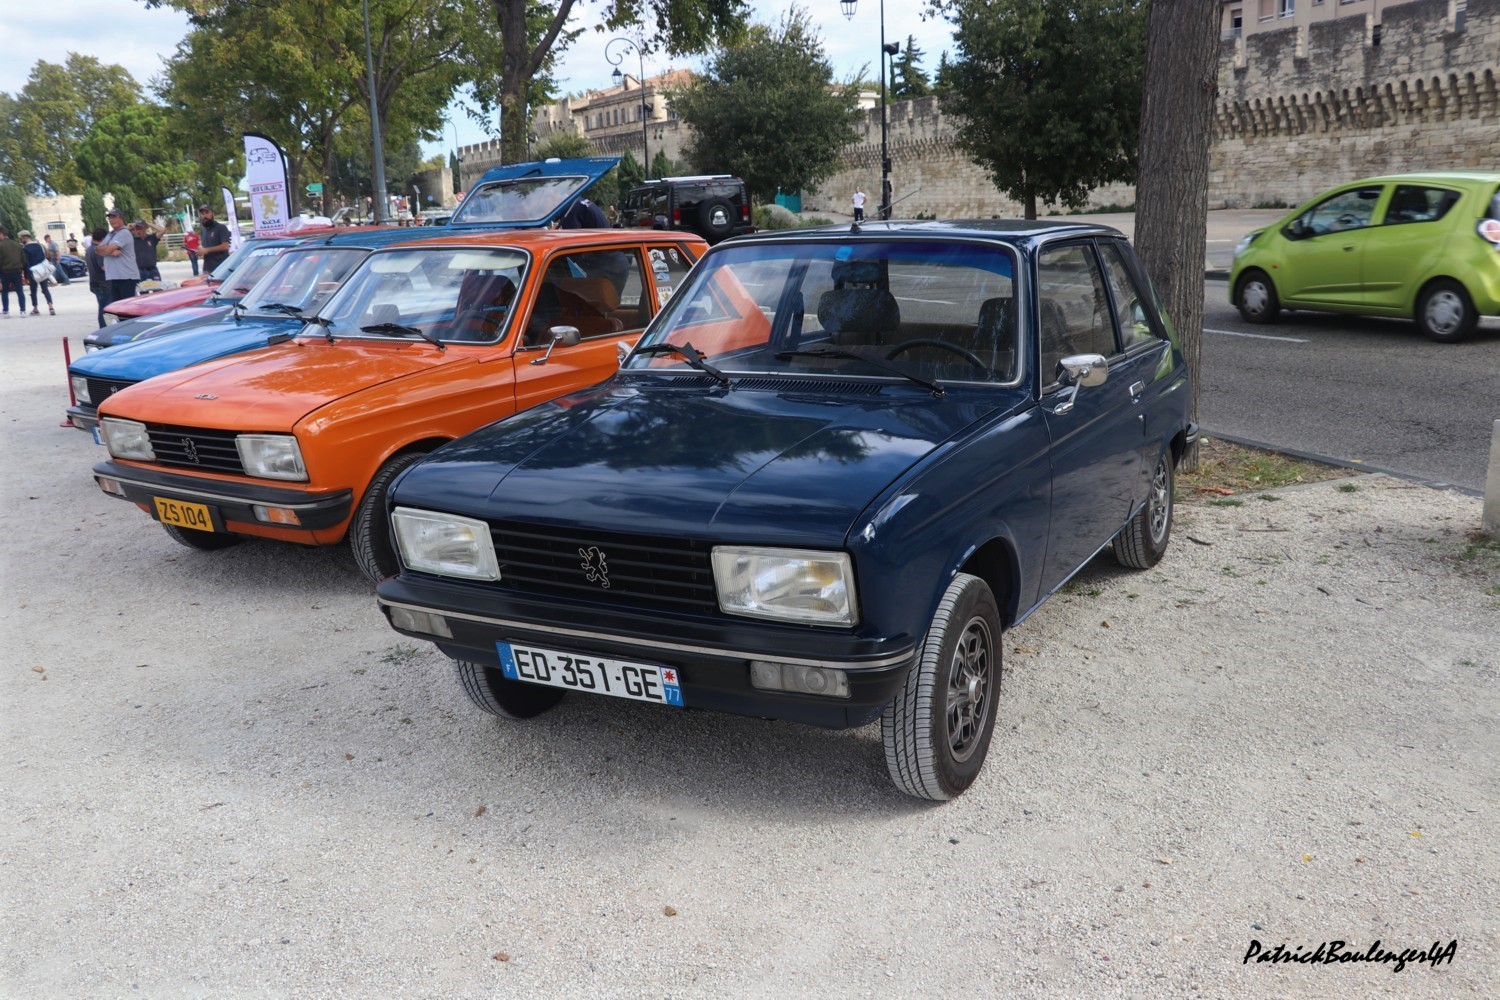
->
{"left": 1409, "top": 831, "right": 1422, "bottom": 838}
{"left": 31, "top": 666, "right": 44, "bottom": 674}
{"left": 1194, "top": 486, "right": 1235, "bottom": 496}
{"left": 344, "top": 753, "right": 354, "bottom": 761}
{"left": 474, "top": 805, "right": 487, "bottom": 818}
{"left": 1156, "top": 857, "right": 1172, "bottom": 865}
{"left": 1408, "top": 888, "right": 1422, "bottom": 896}
{"left": 1355, "top": 857, "right": 1366, "bottom": 864}
{"left": 663, "top": 905, "right": 678, "bottom": 917}
{"left": 492, "top": 952, "right": 510, "bottom": 962}
{"left": 1013, "top": 646, "right": 1035, "bottom": 654}
{"left": 1303, "top": 854, "right": 1313, "bottom": 862}
{"left": 1142, "top": 882, "right": 1151, "bottom": 888}
{"left": 1100, "top": 620, "right": 1112, "bottom": 628}
{"left": 1187, "top": 536, "right": 1213, "bottom": 546}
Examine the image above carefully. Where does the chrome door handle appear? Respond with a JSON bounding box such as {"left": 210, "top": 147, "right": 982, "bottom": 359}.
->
{"left": 1129, "top": 380, "right": 1146, "bottom": 398}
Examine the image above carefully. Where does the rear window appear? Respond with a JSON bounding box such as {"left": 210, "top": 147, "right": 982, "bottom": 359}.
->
{"left": 1489, "top": 186, "right": 1500, "bottom": 220}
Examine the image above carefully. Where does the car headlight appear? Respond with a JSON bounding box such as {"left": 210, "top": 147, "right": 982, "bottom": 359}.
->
{"left": 1233, "top": 231, "right": 1261, "bottom": 258}
{"left": 711, "top": 546, "right": 858, "bottom": 626}
{"left": 391, "top": 508, "right": 500, "bottom": 581}
{"left": 236, "top": 434, "right": 307, "bottom": 481}
{"left": 70, "top": 375, "right": 91, "bottom": 404}
{"left": 101, "top": 418, "right": 154, "bottom": 461}
{"left": 103, "top": 312, "right": 119, "bottom": 325}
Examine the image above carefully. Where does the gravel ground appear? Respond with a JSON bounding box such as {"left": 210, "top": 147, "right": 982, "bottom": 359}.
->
{"left": 3, "top": 274, "right": 1498, "bottom": 998}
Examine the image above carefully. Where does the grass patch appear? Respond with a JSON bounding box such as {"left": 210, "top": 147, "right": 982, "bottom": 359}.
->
{"left": 1336, "top": 483, "right": 1360, "bottom": 493}
{"left": 380, "top": 643, "right": 423, "bottom": 665}
{"left": 1208, "top": 498, "right": 1244, "bottom": 507}
{"left": 1177, "top": 437, "right": 1355, "bottom": 504}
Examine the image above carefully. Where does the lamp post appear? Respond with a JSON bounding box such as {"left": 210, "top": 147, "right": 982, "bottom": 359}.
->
{"left": 362, "top": 0, "right": 388, "bottom": 223}
{"left": 605, "top": 37, "right": 649, "bottom": 176}
{"left": 841, "top": 0, "right": 899, "bottom": 220}
{"left": 449, "top": 118, "right": 461, "bottom": 196}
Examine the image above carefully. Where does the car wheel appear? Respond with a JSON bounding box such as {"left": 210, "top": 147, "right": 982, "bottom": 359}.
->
{"left": 1114, "top": 451, "right": 1174, "bottom": 570}
{"left": 351, "top": 450, "right": 428, "bottom": 584}
{"left": 1415, "top": 279, "right": 1477, "bottom": 343}
{"left": 1235, "top": 270, "right": 1280, "bottom": 324}
{"left": 695, "top": 198, "right": 736, "bottom": 243}
{"left": 882, "top": 573, "right": 1002, "bottom": 801}
{"left": 453, "top": 659, "right": 566, "bottom": 719}
{"left": 161, "top": 523, "right": 241, "bottom": 550}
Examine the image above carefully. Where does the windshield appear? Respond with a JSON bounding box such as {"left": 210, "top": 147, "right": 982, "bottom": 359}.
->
{"left": 213, "top": 245, "right": 290, "bottom": 300}
{"left": 207, "top": 238, "right": 266, "bottom": 283}
{"left": 627, "top": 240, "right": 1019, "bottom": 384}
{"left": 313, "top": 246, "right": 529, "bottom": 343}
{"left": 450, "top": 176, "right": 590, "bottom": 225}
{"left": 238, "top": 247, "right": 368, "bottom": 316}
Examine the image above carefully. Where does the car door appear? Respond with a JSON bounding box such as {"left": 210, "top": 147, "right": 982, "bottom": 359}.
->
{"left": 1276, "top": 184, "right": 1385, "bottom": 304}
{"left": 512, "top": 244, "right": 656, "bottom": 412}
{"left": 1036, "top": 241, "right": 1137, "bottom": 590}
{"left": 1362, "top": 183, "right": 1465, "bottom": 310}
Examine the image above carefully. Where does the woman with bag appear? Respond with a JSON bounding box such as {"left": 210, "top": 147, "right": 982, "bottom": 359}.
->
{"left": 18, "top": 231, "right": 55, "bottom": 316}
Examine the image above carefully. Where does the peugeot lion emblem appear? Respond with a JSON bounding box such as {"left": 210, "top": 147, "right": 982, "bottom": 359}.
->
{"left": 579, "top": 546, "right": 610, "bottom": 588}
{"left": 181, "top": 438, "right": 200, "bottom": 464}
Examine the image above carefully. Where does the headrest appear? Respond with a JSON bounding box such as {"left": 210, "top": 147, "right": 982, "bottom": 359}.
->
{"left": 977, "top": 297, "right": 1011, "bottom": 338}
{"left": 556, "top": 276, "right": 620, "bottom": 312}
{"left": 830, "top": 259, "right": 885, "bottom": 287}
{"left": 458, "top": 271, "right": 515, "bottom": 308}
{"left": 817, "top": 287, "right": 900, "bottom": 337}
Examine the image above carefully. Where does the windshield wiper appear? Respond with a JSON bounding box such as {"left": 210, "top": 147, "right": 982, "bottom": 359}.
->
{"left": 775, "top": 347, "right": 946, "bottom": 397}
{"left": 257, "top": 302, "right": 304, "bottom": 317}
{"left": 230, "top": 301, "right": 245, "bottom": 325}
{"left": 633, "top": 342, "right": 730, "bottom": 387}
{"left": 360, "top": 321, "right": 445, "bottom": 351}
{"left": 306, "top": 314, "right": 336, "bottom": 344}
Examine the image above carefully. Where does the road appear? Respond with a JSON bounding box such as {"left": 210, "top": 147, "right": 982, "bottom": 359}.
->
{"left": 1196, "top": 280, "right": 1500, "bottom": 491}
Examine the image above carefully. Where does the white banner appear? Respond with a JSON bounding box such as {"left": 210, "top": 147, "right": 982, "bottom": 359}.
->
{"left": 243, "top": 132, "right": 290, "bottom": 237}
{"left": 220, "top": 186, "right": 243, "bottom": 252}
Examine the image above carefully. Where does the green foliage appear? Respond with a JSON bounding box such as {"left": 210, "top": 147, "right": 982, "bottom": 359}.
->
{"left": 672, "top": 8, "right": 861, "bottom": 203}
{"left": 0, "top": 186, "right": 33, "bottom": 237}
{"left": 934, "top": 50, "right": 955, "bottom": 94}
{"left": 76, "top": 105, "right": 198, "bottom": 210}
{"left": 109, "top": 187, "right": 140, "bottom": 223}
{"left": 936, "top": 0, "right": 1146, "bottom": 218}
{"left": 618, "top": 150, "right": 645, "bottom": 193}
{"left": 81, "top": 188, "right": 107, "bottom": 232}
{"left": 0, "top": 55, "right": 139, "bottom": 194}
{"left": 649, "top": 149, "right": 675, "bottom": 180}
{"left": 532, "top": 131, "right": 594, "bottom": 160}
{"left": 892, "top": 36, "right": 932, "bottom": 99}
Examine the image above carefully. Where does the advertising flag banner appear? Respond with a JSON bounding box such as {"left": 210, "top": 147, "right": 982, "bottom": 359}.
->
{"left": 220, "top": 187, "right": 243, "bottom": 252}
{"left": 243, "top": 132, "right": 291, "bottom": 237}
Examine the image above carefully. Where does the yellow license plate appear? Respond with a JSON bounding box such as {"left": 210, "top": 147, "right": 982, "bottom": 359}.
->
{"left": 153, "top": 497, "right": 217, "bottom": 532}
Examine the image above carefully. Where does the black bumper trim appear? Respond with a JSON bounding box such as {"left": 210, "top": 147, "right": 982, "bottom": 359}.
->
{"left": 93, "top": 459, "right": 352, "bottom": 531}
{"left": 66, "top": 405, "right": 100, "bottom": 431}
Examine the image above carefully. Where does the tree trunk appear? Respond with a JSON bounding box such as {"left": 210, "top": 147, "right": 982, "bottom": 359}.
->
{"left": 492, "top": 0, "right": 576, "bottom": 165}
{"left": 1132, "top": 0, "right": 1221, "bottom": 470}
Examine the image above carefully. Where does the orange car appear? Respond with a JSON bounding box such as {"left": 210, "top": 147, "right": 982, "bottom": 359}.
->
{"left": 92, "top": 229, "right": 706, "bottom": 581}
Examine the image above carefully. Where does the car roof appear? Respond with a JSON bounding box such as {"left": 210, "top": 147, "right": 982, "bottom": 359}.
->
{"left": 1345, "top": 171, "right": 1500, "bottom": 186}
{"left": 358, "top": 229, "right": 711, "bottom": 253}
{"left": 727, "top": 218, "right": 1127, "bottom": 246}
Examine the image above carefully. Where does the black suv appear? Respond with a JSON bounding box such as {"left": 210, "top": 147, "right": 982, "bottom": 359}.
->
{"left": 620, "top": 175, "right": 754, "bottom": 244}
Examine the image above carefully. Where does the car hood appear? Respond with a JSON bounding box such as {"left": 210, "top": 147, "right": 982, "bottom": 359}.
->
{"left": 107, "top": 283, "right": 217, "bottom": 317}
{"left": 397, "top": 380, "right": 1020, "bottom": 547}
{"left": 97, "top": 336, "right": 461, "bottom": 432}
{"left": 74, "top": 314, "right": 305, "bottom": 382}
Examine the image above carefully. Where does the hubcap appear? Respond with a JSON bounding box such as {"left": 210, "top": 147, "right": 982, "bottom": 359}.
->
{"left": 946, "top": 617, "right": 993, "bottom": 762}
{"left": 1148, "top": 458, "right": 1171, "bottom": 544}
{"left": 1425, "top": 290, "right": 1464, "bottom": 335}
{"left": 1241, "top": 281, "right": 1268, "bottom": 315}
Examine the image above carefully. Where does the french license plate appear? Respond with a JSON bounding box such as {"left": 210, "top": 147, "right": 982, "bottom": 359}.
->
{"left": 91, "top": 425, "right": 104, "bottom": 446}
{"left": 496, "top": 640, "right": 684, "bottom": 707}
{"left": 152, "top": 496, "right": 219, "bottom": 533}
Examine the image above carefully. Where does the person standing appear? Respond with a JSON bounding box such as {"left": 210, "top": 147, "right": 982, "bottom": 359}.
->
{"left": 66, "top": 232, "right": 79, "bottom": 255}
{"left": 852, "top": 187, "right": 866, "bottom": 222}
{"left": 42, "top": 233, "right": 68, "bottom": 286}
{"left": 19, "top": 231, "right": 55, "bottom": 315}
{"left": 183, "top": 228, "right": 201, "bottom": 275}
{"left": 0, "top": 228, "right": 26, "bottom": 318}
{"left": 94, "top": 207, "right": 139, "bottom": 305}
{"left": 130, "top": 218, "right": 164, "bottom": 282}
{"left": 197, "top": 205, "right": 232, "bottom": 274}
{"left": 85, "top": 226, "right": 108, "bottom": 327}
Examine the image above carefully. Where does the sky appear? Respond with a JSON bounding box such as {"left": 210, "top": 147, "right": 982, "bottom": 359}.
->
{"left": 2, "top": 1, "right": 957, "bottom": 159}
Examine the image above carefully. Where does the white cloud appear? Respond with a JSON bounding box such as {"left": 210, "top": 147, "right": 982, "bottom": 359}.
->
{"left": 0, "top": 1, "right": 192, "bottom": 95}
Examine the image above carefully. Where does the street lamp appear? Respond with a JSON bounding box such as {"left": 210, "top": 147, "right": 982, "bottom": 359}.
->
{"left": 842, "top": 0, "right": 899, "bottom": 219}
{"left": 605, "top": 37, "right": 650, "bottom": 177}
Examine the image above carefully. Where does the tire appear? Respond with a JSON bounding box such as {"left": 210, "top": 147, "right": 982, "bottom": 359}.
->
{"left": 1114, "top": 450, "right": 1174, "bottom": 570}
{"left": 1415, "top": 279, "right": 1477, "bottom": 343}
{"left": 694, "top": 198, "right": 736, "bottom": 243}
{"left": 350, "top": 450, "right": 428, "bottom": 584}
{"left": 882, "top": 573, "right": 1002, "bottom": 801}
{"left": 1234, "top": 270, "right": 1280, "bottom": 324}
{"left": 161, "top": 523, "right": 241, "bottom": 550}
{"left": 453, "top": 659, "right": 566, "bottom": 719}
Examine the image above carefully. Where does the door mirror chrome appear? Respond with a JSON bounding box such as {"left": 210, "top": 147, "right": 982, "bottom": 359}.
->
{"left": 530, "top": 325, "right": 582, "bottom": 365}
{"left": 1052, "top": 353, "right": 1108, "bottom": 415}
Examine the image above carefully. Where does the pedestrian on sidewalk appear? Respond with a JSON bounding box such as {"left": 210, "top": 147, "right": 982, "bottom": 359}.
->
{"left": 197, "top": 205, "right": 232, "bottom": 274}
{"left": 95, "top": 208, "right": 139, "bottom": 305}
{"left": 852, "top": 187, "right": 866, "bottom": 223}
{"left": 0, "top": 227, "right": 25, "bottom": 318}
{"left": 85, "top": 227, "right": 108, "bottom": 328}
{"left": 41, "top": 233, "right": 68, "bottom": 285}
{"left": 66, "top": 233, "right": 78, "bottom": 255}
{"left": 183, "top": 228, "right": 200, "bottom": 276}
{"left": 19, "top": 231, "right": 56, "bottom": 315}
{"left": 130, "top": 218, "right": 164, "bottom": 282}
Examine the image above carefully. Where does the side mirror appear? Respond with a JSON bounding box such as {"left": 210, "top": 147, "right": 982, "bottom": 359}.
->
{"left": 1052, "top": 353, "right": 1108, "bottom": 415}
{"left": 529, "top": 325, "right": 581, "bottom": 365}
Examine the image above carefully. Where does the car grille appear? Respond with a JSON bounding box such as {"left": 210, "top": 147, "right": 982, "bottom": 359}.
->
{"left": 84, "top": 376, "right": 137, "bottom": 407}
{"left": 487, "top": 520, "right": 718, "bottom": 614}
{"left": 145, "top": 424, "right": 244, "bottom": 474}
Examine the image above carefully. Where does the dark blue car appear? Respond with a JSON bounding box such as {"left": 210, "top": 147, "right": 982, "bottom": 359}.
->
{"left": 375, "top": 220, "right": 1197, "bottom": 800}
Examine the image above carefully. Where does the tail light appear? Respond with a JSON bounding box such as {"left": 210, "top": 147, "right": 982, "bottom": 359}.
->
{"left": 741, "top": 204, "right": 750, "bottom": 221}
{"left": 672, "top": 207, "right": 681, "bottom": 225}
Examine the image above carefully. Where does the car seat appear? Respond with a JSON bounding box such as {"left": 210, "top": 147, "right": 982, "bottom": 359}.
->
{"left": 815, "top": 260, "right": 900, "bottom": 348}
{"left": 446, "top": 272, "right": 516, "bottom": 342}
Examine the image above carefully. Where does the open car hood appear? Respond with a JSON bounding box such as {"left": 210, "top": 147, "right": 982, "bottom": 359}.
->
{"left": 448, "top": 157, "right": 619, "bottom": 230}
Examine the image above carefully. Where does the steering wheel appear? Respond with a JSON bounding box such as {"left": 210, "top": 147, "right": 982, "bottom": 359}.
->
{"left": 1335, "top": 213, "right": 1360, "bottom": 229}
{"left": 886, "top": 338, "right": 990, "bottom": 374}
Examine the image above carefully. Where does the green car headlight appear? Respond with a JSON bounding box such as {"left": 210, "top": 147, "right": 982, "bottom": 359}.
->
{"left": 711, "top": 546, "right": 858, "bottom": 626}
{"left": 391, "top": 508, "right": 500, "bottom": 581}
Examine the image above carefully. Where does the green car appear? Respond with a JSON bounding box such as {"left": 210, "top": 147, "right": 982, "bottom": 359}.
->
{"left": 1230, "top": 172, "right": 1500, "bottom": 343}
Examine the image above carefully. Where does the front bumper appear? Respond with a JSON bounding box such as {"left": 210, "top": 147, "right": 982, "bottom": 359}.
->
{"left": 92, "top": 459, "right": 352, "bottom": 533}
{"left": 66, "top": 404, "right": 99, "bottom": 432}
{"left": 376, "top": 574, "right": 918, "bottom": 730}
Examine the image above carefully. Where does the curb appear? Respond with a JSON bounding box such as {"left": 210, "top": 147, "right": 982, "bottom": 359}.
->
{"left": 1200, "top": 429, "right": 1482, "bottom": 498}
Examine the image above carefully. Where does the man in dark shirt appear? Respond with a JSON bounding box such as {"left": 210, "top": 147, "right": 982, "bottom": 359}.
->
{"left": 85, "top": 227, "right": 108, "bottom": 327}
{"left": 0, "top": 227, "right": 25, "bottom": 318}
{"left": 130, "top": 219, "right": 165, "bottom": 281}
{"left": 198, "top": 205, "right": 233, "bottom": 274}
{"left": 559, "top": 196, "right": 610, "bottom": 230}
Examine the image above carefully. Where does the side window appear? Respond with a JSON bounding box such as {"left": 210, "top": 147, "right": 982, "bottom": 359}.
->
{"left": 1098, "top": 242, "right": 1163, "bottom": 352}
{"left": 1382, "top": 185, "right": 1461, "bottom": 226}
{"left": 1036, "top": 244, "right": 1118, "bottom": 383}
{"left": 1294, "top": 186, "right": 1383, "bottom": 236}
{"left": 528, "top": 248, "right": 650, "bottom": 344}
{"left": 650, "top": 188, "right": 669, "bottom": 220}
{"left": 647, "top": 244, "right": 695, "bottom": 310}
